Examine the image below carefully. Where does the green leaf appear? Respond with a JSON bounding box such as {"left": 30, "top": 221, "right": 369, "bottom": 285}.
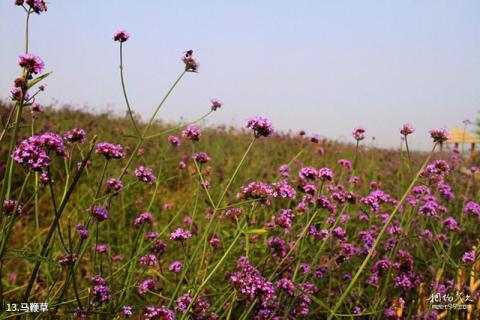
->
{"left": 27, "top": 71, "right": 52, "bottom": 89}
{"left": 243, "top": 228, "right": 268, "bottom": 235}
{"left": 6, "top": 249, "right": 61, "bottom": 267}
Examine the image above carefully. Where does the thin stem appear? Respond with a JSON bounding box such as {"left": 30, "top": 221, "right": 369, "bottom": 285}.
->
{"left": 119, "top": 42, "right": 140, "bottom": 136}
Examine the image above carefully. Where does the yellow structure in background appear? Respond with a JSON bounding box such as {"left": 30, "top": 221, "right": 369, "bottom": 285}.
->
{"left": 446, "top": 128, "right": 480, "bottom": 157}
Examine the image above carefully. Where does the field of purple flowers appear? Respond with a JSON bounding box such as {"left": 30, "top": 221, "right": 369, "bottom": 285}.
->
{"left": 1, "top": 2, "right": 480, "bottom": 319}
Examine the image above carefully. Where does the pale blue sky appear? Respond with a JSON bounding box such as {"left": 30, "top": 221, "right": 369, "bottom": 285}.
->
{"left": 1, "top": 1, "right": 479, "bottom": 149}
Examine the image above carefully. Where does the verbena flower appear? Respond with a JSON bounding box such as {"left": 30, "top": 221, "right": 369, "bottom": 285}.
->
{"left": 143, "top": 306, "right": 174, "bottom": 320}
{"left": 462, "top": 250, "right": 475, "bottom": 264}
{"left": 182, "top": 125, "right": 201, "bottom": 141}
{"left": 18, "top": 53, "right": 45, "bottom": 74}
{"left": 245, "top": 116, "right": 274, "bottom": 138}
{"left": 76, "top": 224, "right": 89, "bottom": 239}
{"left": 168, "top": 135, "right": 181, "bottom": 147}
{"left": 64, "top": 128, "right": 86, "bottom": 144}
{"left": 138, "top": 278, "right": 158, "bottom": 295}
{"left": 122, "top": 306, "right": 133, "bottom": 317}
{"left": 105, "top": 178, "right": 123, "bottom": 193}
{"left": 170, "top": 228, "right": 192, "bottom": 241}
{"left": 90, "top": 205, "right": 109, "bottom": 222}
{"left": 429, "top": 128, "right": 449, "bottom": 143}
{"left": 168, "top": 261, "right": 183, "bottom": 273}
{"left": 135, "top": 166, "right": 157, "bottom": 184}
{"left": 182, "top": 55, "right": 199, "bottom": 72}
{"left": 192, "top": 151, "right": 211, "bottom": 164}
{"left": 59, "top": 253, "right": 77, "bottom": 266}
{"left": 134, "top": 212, "right": 153, "bottom": 226}
{"left": 95, "top": 142, "right": 124, "bottom": 159}
{"left": 113, "top": 30, "right": 130, "bottom": 42}
{"left": 210, "top": 98, "right": 223, "bottom": 111}
{"left": 139, "top": 255, "right": 158, "bottom": 267}
{"left": 400, "top": 123, "right": 415, "bottom": 136}
{"left": 352, "top": 127, "right": 366, "bottom": 141}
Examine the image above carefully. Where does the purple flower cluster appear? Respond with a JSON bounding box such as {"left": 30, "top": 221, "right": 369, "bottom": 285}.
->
{"left": 144, "top": 305, "right": 175, "bottom": 320}
{"left": 229, "top": 256, "right": 276, "bottom": 311}
{"left": 134, "top": 212, "right": 154, "bottom": 226}
{"left": 193, "top": 152, "right": 211, "bottom": 164}
{"left": 352, "top": 127, "right": 366, "bottom": 141}
{"left": 429, "top": 128, "right": 449, "bottom": 143}
{"left": 95, "top": 142, "right": 124, "bottom": 159}
{"left": 135, "top": 166, "right": 157, "bottom": 184}
{"left": 90, "top": 205, "right": 109, "bottom": 222}
{"left": 113, "top": 30, "right": 130, "bottom": 42}
{"left": 91, "top": 275, "right": 111, "bottom": 305}
{"left": 15, "top": 0, "right": 47, "bottom": 14}
{"left": 245, "top": 117, "right": 274, "bottom": 138}
{"left": 18, "top": 53, "right": 45, "bottom": 74}
{"left": 105, "top": 178, "right": 123, "bottom": 193}
{"left": 168, "top": 135, "right": 181, "bottom": 147}
{"left": 170, "top": 228, "right": 192, "bottom": 241}
{"left": 182, "top": 125, "right": 201, "bottom": 141}
{"left": 12, "top": 133, "right": 67, "bottom": 171}
{"left": 210, "top": 98, "right": 223, "bottom": 111}
{"left": 63, "top": 128, "right": 86, "bottom": 144}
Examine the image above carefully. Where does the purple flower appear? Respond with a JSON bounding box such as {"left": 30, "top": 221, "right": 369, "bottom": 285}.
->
{"left": 229, "top": 256, "right": 276, "bottom": 308}
{"left": 12, "top": 136, "right": 50, "bottom": 171}
{"left": 92, "top": 283, "right": 111, "bottom": 304}
{"left": 352, "top": 127, "right": 366, "bottom": 141}
{"left": 462, "top": 250, "right": 475, "bottom": 264}
{"left": 18, "top": 53, "right": 45, "bottom": 74}
{"left": 105, "top": 178, "right": 123, "bottom": 193}
{"left": 168, "top": 261, "right": 183, "bottom": 273}
{"left": 90, "top": 205, "right": 109, "bottom": 222}
{"left": 210, "top": 98, "right": 223, "bottom": 111}
{"left": 237, "top": 181, "right": 274, "bottom": 201}
{"left": 135, "top": 166, "right": 157, "bottom": 184}
{"left": 443, "top": 216, "right": 461, "bottom": 232}
{"left": 122, "top": 306, "right": 133, "bottom": 317}
{"left": 134, "top": 212, "right": 153, "bottom": 226}
{"left": 175, "top": 294, "right": 192, "bottom": 313}
{"left": 149, "top": 239, "right": 168, "bottom": 257}
{"left": 113, "top": 30, "right": 130, "bottom": 42}
{"left": 76, "top": 224, "right": 89, "bottom": 239}
{"left": 299, "top": 167, "right": 318, "bottom": 181}
{"left": 22, "top": 0, "right": 47, "bottom": 14}
{"left": 337, "top": 159, "right": 352, "bottom": 171}
{"left": 139, "top": 255, "right": 158, "bottom": 267}
{"left": 170, "top": 228, "right": 192, "bottom": 241}
{"left": 192, "top": 152, "right": 211, "bottom": 164}
{"left": 182, "top": 54, "right": 200, "bottom": 72}
{"left": 31, "top": 102, "right": 44, "bottom": 114}
{"left": 245, "top": 116, "right": 274, "bottom": 138}
{"left": 168, "top": 135, "right": 181, "bottom": 147}
{"left": 464, "top": 201, "right": 480, "bottom": 218}
{"left": 309, "top": 134, "right": 320, "bottom": 143}
{"left": 400, "top": 123, "right": 415, "bottom": 136}
{"left": 144, "top": 305, "right": 175, "bottom": 320}
{"left": 10, "top": 87, "right": 23, "bottom": 101}
{"left": 95, "top": 244, "right": 108, "bottom": 254}
{"left": 3, "top": 200, "right": 22, "bottom": 215}
{"left": 429, "top": 128, "right": 449, "bottom": 143}
{"left": 318, "top": 167, "right": 334, "bottom": 181}
{"left": 95, "top": 142, "right": 124, "bottom": 159}
{"left": 138, "top": 278, "right": 158, "bottom": 295}
{"left": 182, "top": 125, "right": 201, "bottom": 141}
{"left": 272, "top": 180, "right": 296, "bottom": 199}
{"left": 59, "top": 253, "right": 77, "bottom": 266}
{"left": 64, "top": 128, "right": 86, "bottom": 144}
